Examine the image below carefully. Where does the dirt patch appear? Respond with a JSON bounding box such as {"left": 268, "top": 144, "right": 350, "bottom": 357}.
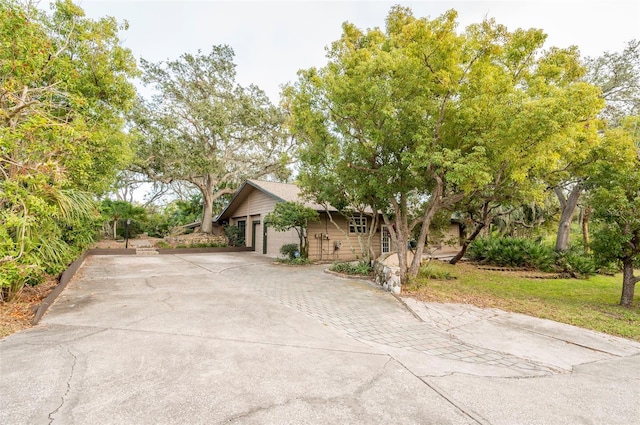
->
{"left": 0, "top": 277, "right": 58, "bottom": 338}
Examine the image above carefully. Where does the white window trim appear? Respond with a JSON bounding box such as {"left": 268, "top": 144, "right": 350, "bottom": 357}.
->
{"left": 349, "top": 216, "right": 367, "bottom": 234}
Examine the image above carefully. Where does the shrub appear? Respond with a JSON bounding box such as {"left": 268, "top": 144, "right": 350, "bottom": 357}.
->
{"left": 468, "top": 237, "right": 555, "bottom": 271}
{"left": 555, "top": 247, "right": 596, "bottom": 276}
{"left": 275, "top": 256, "right": 311, "bottom": 265}
{"left": 0, "top": 260, "right": 44, "bottom": 302}
{"left": 224, "top": 225, "right": 245, "bottom": 247}
{"left": 279, "top": 243, "right": 300, "bottom": 260}
{"left": 330, "top": 261, "right": 372, "bottom": 276}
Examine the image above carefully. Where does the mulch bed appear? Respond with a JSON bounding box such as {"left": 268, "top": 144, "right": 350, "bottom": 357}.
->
{"left": 0, "top": 276, "right": 58, "bottom": 338}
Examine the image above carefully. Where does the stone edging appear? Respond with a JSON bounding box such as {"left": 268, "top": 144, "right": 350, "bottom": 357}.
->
{"left": 373, "top": 252, "right": 402, "bottom": 294}
{"left": 31, "top": 246, "right": 253, "bottom": 325}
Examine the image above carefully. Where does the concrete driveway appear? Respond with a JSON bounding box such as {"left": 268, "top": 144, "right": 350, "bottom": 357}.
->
{"left": 1, "top": 253, "right": 639, "bottom": 424}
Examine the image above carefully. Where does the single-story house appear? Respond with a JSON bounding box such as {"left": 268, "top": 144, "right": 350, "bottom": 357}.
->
{"left": 216, "top": 180, "right": 462, "bottom": 261}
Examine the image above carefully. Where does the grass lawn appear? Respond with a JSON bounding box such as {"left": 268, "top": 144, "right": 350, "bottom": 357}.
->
{"left": 404, "top": 261, "right": 640, "bottom": 342}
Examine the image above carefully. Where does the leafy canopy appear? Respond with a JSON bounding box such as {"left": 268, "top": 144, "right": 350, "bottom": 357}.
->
{"left": 287, "top": 6, "right": 603, "bottom": 282}
{"left": 0, "top": 0, "right": 138, "bottom": 298}
{"left": 131, "top": 46, "right": 293, "bottom": 233}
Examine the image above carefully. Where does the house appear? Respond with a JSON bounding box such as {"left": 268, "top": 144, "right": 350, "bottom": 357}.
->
{"left": 216, "top": 180, "right": 463, "bottom": 261}
{"left": 216, "top": 180, "right": 391, "bottom": 261}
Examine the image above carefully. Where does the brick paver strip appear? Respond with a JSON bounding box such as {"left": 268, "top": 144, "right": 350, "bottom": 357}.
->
{"left": 233, "top": 265, "right": 558, "bottom": 374}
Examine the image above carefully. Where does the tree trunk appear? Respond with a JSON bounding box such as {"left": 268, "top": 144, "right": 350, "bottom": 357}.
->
{"left": 112, "top": 220, "right": 118, "bottom": 240}
{"left": 391, "top": 197, "right": 410, "bottom": 286}
{"left": 200, "top": 175, "right": 215, "bottom": 234}
{"left": 620, "top": 257, "right": 638, "bottom": 307}
{"left": 201, "top": 192, "right": 214, "bottom": 234}
{"left": 450, "top": 222, "right": 485, "bottom": 265}
{"left": 450, "top": 202, "right": 491, "bottom": 265}
{"left": 408, "top": 177, "right": 444, "bottom": 279}
{"left": 299, "top": 228, "right": 308, "bottom": 259}
{"left": 554, "top": 183, "right": 582, "bottom": 252}
{"left": 582, "top": 206, "right": 591, "bottom": 250}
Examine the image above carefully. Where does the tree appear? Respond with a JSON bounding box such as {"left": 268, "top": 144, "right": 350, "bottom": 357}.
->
{"left": 589, "top": 119, "right": 640, "bottom": 306}
{"left": 100, "top": 199, "right": 146, "bottom": 239}
{"left": 585, "top": 40, "right": 640, "bottom": 126}
{"left": 264, "top": 201, "right": 319, "bottom": 259}
{"left": 552, "top": 40, "right": 639, "bottom": 252}
{"left": 131, "top": 46, "right": 294, "bottom": 234}
{"left": 287, "top": 6, "right": 603, "bottom": 283}
{"left": 0, "top": 0, "right": 137, "bottom": 298}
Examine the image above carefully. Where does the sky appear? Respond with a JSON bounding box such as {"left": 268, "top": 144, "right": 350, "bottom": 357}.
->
{"left": 70, "top": 0, "right": 640, "bottom": 103}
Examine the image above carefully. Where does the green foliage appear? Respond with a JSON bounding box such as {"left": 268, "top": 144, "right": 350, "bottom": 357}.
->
{"left": 467, "top": 237, "right": 556, "bottom": 271}
{"left": 279, "top": 243, "right": 300, "bottom": 260}
{"left": 100, "top": 199, "right": 147, "bottom": 239}
{"left": 587, "top": 119, "right": 640, "bottom": 306}
{"left": 0, "top": 0, "right": 137, "bottom": 299}
{"left": 131, "top": 46, "right": 292, "bottom": 233}
{"left": 266, "top": 202, "right": 320, "bottom": 232}
{"left": 329, "top": 261, "right": 372, "bottom": 276}
{"left": 265, "top": 201, "right": 319, "bottom": 259}
{"left": 288, "top": 6, "right": 603, "bottom": 283}
{"left": 176, "top": 242, "right": 227, "bottom": 249}
{"left": 155, "top": 241, "right": 172, "bottom": 249}
{"left": 275, "top": 256, "right": 311, "bottom": 265}
{"left": 555, "top": 246, "right": 597, "bottom": 276}
{"left": 224, "top": 225, "right": 245, "bottom": 247}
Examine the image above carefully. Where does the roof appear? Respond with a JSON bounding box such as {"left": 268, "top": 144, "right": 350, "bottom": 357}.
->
{"left": 216, "top": 180, "right": 330, "bottom": 222}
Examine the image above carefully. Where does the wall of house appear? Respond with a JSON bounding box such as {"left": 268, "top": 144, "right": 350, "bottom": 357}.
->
{"left": 227, "top": 189, "right": 298, "bottom": 257}
{"left": 226, "top": 189, "right": 385, "bottom": 261}
{"left": 428, "top": 223, "right": 462, "bottom": 251}
{"left": 307, "top": 214, "right": 383, "bottom": 262}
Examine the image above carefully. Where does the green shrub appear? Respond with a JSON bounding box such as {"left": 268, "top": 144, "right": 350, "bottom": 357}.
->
{"left": 0, "top": 260, "right": 44, "bottom": 302}
{"left": 468, "top": 237, "right": 555, "bottom": 271}
{"left": 224, "top": 225, "right": 245, "bottom": 247}
{"left": 330, "top": 261, "right": 372, "bottom": 276}
{"left": 279, "top": 243, "right": 300, "bottom": 260}
{"left": 275, "top": 256, "right": 311, "bottom": 265}
{"left": 555, "top": 247, "right": 596, "bottom": 276}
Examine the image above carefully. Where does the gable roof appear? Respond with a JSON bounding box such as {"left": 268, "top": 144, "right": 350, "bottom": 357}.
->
{"left": 216, "top": 180, "right": 328, "bottom": 222}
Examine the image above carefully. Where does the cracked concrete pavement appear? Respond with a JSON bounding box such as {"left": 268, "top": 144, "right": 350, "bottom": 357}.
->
{"left": 1, "top": 252, "right": 639, "bottom": 424}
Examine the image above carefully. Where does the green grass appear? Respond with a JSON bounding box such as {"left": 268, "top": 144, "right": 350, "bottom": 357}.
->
{"left": 405, "top": 261, "right": 640, "bottom": 341}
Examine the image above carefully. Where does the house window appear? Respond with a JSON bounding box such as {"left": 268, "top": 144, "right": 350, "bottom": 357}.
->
{"left": 349, "top": 217, "right": 367, "bottom": 234}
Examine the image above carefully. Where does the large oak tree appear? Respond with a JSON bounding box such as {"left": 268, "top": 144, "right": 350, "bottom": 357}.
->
{"left": 132, "top": 46, "right": 293, "bottom": 233}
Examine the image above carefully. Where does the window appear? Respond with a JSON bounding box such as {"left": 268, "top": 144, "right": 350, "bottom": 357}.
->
{"left": 349, "top": 216, "right": 367, "bottom": 234}
{"left": 236, "top": 220, "right": 246, "bottom": 246}
{"left": 381, "top": 225, "right": 391, "bottom": 253}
